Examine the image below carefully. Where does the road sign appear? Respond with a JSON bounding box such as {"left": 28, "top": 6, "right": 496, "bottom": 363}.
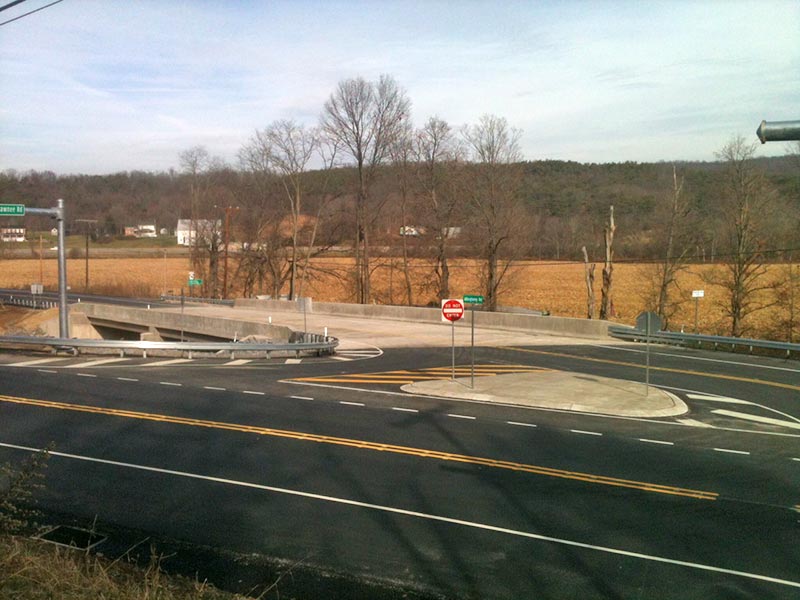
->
{"left": 463, "top": 294, "right": 484, "bottom": 305}
{"left": 188, "top": 279, "right": 203, "bottom": 286}
{"left": 0, "top": 204, "right": 25, "bottom": 216}
{"left": 188, "top": 271, "right": 195, "bottom": 280}
{"left": 441, "top": 298, "right": 465, "bottom": 322}
{"left": 692, "top": 290, "right": 704, "bottom": 298}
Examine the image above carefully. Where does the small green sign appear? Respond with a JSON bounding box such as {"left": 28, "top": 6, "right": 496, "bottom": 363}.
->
{"left": 0, "top": 204, "right": 25, "bottom": 216}
{"left": 463, "top": 294, "right": 484, "bottom": 305}
{"left": 188, "top": 278, "right": 203, "bottom": 286}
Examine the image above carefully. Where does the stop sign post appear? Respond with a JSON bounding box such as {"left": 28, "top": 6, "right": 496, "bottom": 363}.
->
{"left": 441, "top": 299, "right": 465, "bottom": 380}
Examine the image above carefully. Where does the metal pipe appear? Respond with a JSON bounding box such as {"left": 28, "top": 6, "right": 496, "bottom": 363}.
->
{"left": 56, "top": 199, "right": 69, "bottom": 338}
{"left": 756, "top": 120, "right": 800, "bottom": 143}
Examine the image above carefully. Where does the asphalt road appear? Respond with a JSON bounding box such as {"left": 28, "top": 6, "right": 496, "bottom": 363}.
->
{"left": 0, "top": 342, "right": 798, "bottom": 599}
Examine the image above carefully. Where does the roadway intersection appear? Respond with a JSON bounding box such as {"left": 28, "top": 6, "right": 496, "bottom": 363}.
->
{"left": 1, "top": 334, "right": 799, "bottom": 598}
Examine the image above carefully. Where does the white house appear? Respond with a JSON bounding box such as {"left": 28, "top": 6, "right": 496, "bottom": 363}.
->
{"left": 176, "top": 219, "right": 221, "bottom": 246}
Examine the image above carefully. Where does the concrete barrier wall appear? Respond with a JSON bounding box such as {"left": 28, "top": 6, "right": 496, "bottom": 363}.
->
{"left": 234, "top": 298, "right": 612, "bottom": 339}
{"left": 78, "top": 303, "right": 293, "bottom": 341}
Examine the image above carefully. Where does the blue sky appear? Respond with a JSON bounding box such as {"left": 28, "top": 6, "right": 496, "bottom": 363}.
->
{"left": 0, "top": 0, "right": 798, "bottom": 174}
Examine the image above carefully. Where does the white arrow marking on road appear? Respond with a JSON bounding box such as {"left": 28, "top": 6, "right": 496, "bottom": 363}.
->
{"left": 686, "top": 393, "right": 751, "bottom": 405}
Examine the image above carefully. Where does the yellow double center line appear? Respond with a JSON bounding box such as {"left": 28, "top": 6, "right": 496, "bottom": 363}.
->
{"left": 0, "top": 393, "right": 717, "bottom": 501}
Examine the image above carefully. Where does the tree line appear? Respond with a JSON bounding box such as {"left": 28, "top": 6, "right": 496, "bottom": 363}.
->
{"left": 1, "top": 75, "right": 798, "bottom": 338}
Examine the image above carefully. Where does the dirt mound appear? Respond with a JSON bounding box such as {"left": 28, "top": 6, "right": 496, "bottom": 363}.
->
{"left": 0, "top": 306, "right": 59, "bottom": 335}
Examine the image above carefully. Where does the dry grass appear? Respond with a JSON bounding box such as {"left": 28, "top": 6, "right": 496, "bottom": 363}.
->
{"left": 0, "top": 535, "right": 240, "bottom": 600}
{"left": 0, "top": 256, "right": 794, "bottom": 338}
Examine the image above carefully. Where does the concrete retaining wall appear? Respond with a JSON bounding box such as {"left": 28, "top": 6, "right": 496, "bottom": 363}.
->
{"left": 77, "top": 303, "right": 293, "bottom": 341}
{"left": 234, "top": 298, "right": 612, "bottom": 339}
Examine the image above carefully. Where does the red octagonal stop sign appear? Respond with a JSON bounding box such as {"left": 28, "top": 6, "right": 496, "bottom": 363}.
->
{"left": 441, "top": 298, "right": 465, "bottom": 322}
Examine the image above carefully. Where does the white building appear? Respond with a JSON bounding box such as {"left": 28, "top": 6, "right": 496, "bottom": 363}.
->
{"left": 0, "top": 227, "right": 25, "bottom": 242}
{"left": 176, "top": 219, "right": 221, "bottom": 246}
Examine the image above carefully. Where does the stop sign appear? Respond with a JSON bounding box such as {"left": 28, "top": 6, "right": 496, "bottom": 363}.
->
{"left": 441, "top": 298, "right": 465, "bottom": 322}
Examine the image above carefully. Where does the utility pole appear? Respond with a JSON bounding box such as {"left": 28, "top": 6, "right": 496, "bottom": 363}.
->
{"left": 75, "top": 218, "right": 97, "bottom": 292}
{"left": 220, "top": 205, "right": 239, "bottom": 299}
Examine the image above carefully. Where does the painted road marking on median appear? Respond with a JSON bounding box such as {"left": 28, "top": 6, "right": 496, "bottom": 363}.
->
{"left": 0, "top": 441, "right": 795, "bottom": 591}
{"left": 141, "top": 359, "right": 194, "bottom": 367}
{"left": 497, "top": 346, "right": 800, "bottom": 392}
{"left": 686, "top": 393, "right": 751, "bottom": 405}
{"left": 63, "top": 358, "right": 130, "bottom": 369}
{"left": 677, "top": 418, "right": 714, "bottom": 428}
{"left": 37, "top": 369, "right": 57, "bottom": 374}
{"left": 223, "top": 359, "right": 252, "bottom": 366}
{"left": 8, "top": 358, "right": 70, "bottom": 367}
{"left": 0, "top": 394, "right": 718, "bottom": 501}
{"left": 711, "top": 409, "right": 800, "bottom": 430}
{"left": 291, "top": 364, "right": 548, "bottom": 385}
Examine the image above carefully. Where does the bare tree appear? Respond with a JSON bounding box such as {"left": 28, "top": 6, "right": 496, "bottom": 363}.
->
{"left": 389, "top": 120, "right": 415, "bottom": 305}
{"left": 462, "top": 115, "right": 527, "bottom": 312}
{"left": 414, "top": 116, "right": 462, "bottom": 300}
{"left": 321, "top": 74, "right": 411, "bottom": 303}
{"left": 702, "top": 135, "right": 778, "bottom": 336}
{"left": 241, "top": 120, "right": 317, "bottom": 300}
{"left": 599, "top": 205, "right": 615, "bottom": 320}
{"left": 581, "top": 246, "right": 596, "bottom": 319}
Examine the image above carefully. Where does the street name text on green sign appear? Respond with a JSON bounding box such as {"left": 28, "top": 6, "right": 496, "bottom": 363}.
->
{"left": 0, "top": 204, "right": 25, "bottom": 216}
{"left": 463, "top": 294, "right": 484, "bottom": 305}
{"left": 188, "top": 279, "right": 203, "bottom": 286}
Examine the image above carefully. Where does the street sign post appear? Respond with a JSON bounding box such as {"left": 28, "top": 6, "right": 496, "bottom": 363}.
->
{"left": 463, "top": 294, "right": 484, "bottom": 388}
{"left": 0, "top": 204, "right": 25, "bottom": 216}
{"left": 188, "top": 279, "right": 203, "bottom": 286}
{"left": 692, "top": 290, "right": 704, "bottom": 333}
{"left": 442, "top": 299, "right": 465, "bottom": 381}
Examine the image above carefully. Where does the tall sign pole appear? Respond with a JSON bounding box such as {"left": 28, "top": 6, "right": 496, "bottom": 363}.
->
{"left": 463, "top": 294, "right": 484, "bottom": 388}
{"left": 13, "top": 199, "right": 69, "bottom": 338}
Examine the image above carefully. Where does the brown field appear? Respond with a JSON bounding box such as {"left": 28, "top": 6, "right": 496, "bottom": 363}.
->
{"left": 0, "top": 256, "right": 795, "bottom": 339}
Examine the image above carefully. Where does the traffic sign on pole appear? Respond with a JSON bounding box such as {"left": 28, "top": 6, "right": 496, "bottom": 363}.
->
{"left": 0, "top": 204, "right": 25, "bottom": 216}
{"left": 441, "top": 298, "right": 465, "bottom": 322}
{"left": 463, "top": 294, "right": 484, "bottom": 305}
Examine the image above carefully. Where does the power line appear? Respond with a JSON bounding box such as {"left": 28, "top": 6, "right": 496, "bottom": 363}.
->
{"left": 0, "top": 1, "right": 28, "bottom": 13}
{"left": 0, "top": 0, "right": 62, "bottom": 27}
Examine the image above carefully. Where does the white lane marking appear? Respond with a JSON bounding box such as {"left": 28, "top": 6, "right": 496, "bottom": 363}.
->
{"left": 284, "top": 381, "right": 800, "bottom": 439}
{"left": 37, "top": 369, "right": 57, "bottom": 374}
{"left": 713, "top": 448, "right": 751, "bottom": 456}
{"left": 392, "top": 407, "right": 419, "bottom": 413}
{"left": 285, "top": 358, "right": 302, "bottom": 364}
{"left": 290, "top": 395, "right": 314, "bottom": 401}
{"left": 340, "top": 401, "right": 365, "bottom": 407}
{"left": 9, "top": 358, "right": 69, "bottom": 367}
{"left": 117, "top": 377, "right": 139, "bottom": 382}
{"left": 76, "top": 373, "right": 97, "bottom": 378}
{"left": 711, "top": 409, "right": 800, "bottom": 429}
{"left": 1, "top": 441, "right": 797, "bottom": 590}
{"left": 242, "top": 390, "right": 265, "bottom": 396}
{"left": 142, "top": 359, "right": 194, "bottom": 367}
{"left": 677, "top": 419, "right": 714, "bottom": 428}
{"left": 337, "top": 351, "right": 381, "bottom": 355}
{"left": 223, "top": 359, "right": 252, "bottom": 366}
{"left": 331, "top": 356, "right": 352, "bottom": 361}
{"left": 159, "top": 381, "right": 182, "bottom": 387}
{"left": 686, "top": 393, "right": 750, "bottom": 405}
{"left": 638, "top": 439, "right": 674, "bottom": 446}
{"left": 593, "top": 344, "right": 800, "bottom": 373}
{"left": 792, "top": 458, "right": 800, "bottom": 462}
{"left": 570, "top": 429, "right": 602, "bottom": 436}
{"left": 447, "top": 413, "right": 476, "bottom": 420}
{"left": 63, "top": 358, "right": 130, "bottom": 369}
{"left": 663, "top": 385, "right": 800, "bottom": 425}
{"left": 203, "top": 386, "right": 226, "bottom": 391}
{"left": 507, "top": 421, "right": 537, "bottom": 428}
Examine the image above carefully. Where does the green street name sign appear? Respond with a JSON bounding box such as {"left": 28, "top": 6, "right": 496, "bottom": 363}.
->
{"left": 463, "top": 294, "right": 484, "bottom": 305}
{"left": 188, "top": 278, "right": 203, "bottom": 286}
{"left": 0, "top": 204, "right": 25, "bottom": 216}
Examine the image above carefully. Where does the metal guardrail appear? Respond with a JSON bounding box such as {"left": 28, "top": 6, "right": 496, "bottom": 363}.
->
{"left": 0, "top": 334, "right": 338, "bottom": 359}
{"left": 160, "top": 294, "right": 235, "bottom": 306}
{"left": 1, "top": 295, "right": 58, "bottom": 310}
{"left": 609, "top": 325, "right": 800, "bottom": 357}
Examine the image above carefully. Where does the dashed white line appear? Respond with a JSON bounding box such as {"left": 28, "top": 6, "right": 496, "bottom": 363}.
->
{"left": 159, "top": 381, "right": 182, "bottom": 387}
{"left": 793, "top": 458, "right": 800, "bottom": 462}
{"left": 507, "top": 421, "right": 537, "bottom": 428}
{"left": 713, "top": 448, "right": 750, "bottom": 456}
{"left": 392, "top": 407, "right": 419, "bottom": 413}
{"left": 117, "top": 377, "right": 138, "bottom": 382}
{"left": 242, "top": 390, "right": 265, "bottom": 396}
{"left": 203, "top": 386, "right": 226, "bottom": 391}
{"left": 447, "top": 413, "right": 476, "bottom": 420}
{"left": 76, "top": 373, "right": 97, "bottom": 378}
{"left": 331, "top": 356, "right": 352, "bottom": 361}
{"left": 37, "top": 369, "right": 57, "bottom": 374}
{"left": 340, "top": 401, "right": 365, "bottom": 407}
{"left": 570, "top": 429, "right": 602, "bottom": 436}
{"left": 638, "top": 438, "right": 674, "bottom": 446}
{"left": 285, "top": 358, "right": 302, "bottom": 364}
{"left": 290, "top": 395, "right": 314, "bottom": 401}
